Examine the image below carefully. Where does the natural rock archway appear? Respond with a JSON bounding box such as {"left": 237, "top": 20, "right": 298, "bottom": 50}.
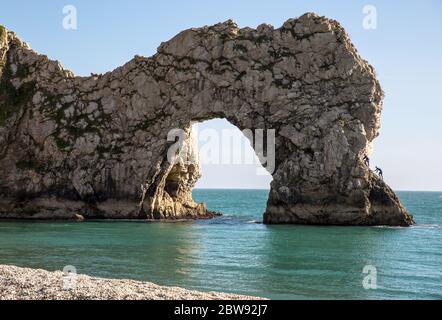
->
{"left": 0, "top": 13, "right": 413, "bottom": 225}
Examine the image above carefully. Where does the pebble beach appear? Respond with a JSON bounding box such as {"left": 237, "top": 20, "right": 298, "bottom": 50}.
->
{"left": 0, "top": 264, "right": 263, "bottom": 300}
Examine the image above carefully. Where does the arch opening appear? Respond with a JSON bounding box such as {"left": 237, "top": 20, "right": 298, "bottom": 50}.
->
{"left": 192, "top": 118, "right": 272, "bottom": 190}
{"left": 0, "top": 14, "right": 413, "bottom": 225}
{"left": 159, "top": 118, "right": 273, "bottom": 221}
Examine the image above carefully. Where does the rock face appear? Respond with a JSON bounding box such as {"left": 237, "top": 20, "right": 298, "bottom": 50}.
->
{"left": 0, "top": 14, "right": 413, "bottom": 225}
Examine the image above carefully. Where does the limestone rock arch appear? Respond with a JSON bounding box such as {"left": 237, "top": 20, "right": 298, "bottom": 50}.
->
{"left": 0, "top": 13, "right": 413, "bottom": 225}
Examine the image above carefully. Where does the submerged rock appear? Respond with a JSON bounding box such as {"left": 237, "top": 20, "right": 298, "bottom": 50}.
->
{"left": 0, "top": 13, "right": 413, "bottom": 225}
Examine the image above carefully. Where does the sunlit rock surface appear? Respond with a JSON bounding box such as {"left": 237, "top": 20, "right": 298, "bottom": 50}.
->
{"left": 0, "top": 14, "right": 413, "bottom": 225}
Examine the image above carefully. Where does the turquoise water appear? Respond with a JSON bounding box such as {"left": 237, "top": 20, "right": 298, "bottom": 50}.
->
{"left": 0, "top": 190, "right": 440, "bottom": 299}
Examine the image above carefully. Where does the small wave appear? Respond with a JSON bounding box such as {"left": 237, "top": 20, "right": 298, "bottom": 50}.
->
{"left": 245, "top": 220, "right": 258, "bottom": 224}
{"left": 373, "top": 225, "right": 406, "bottom": 229}
{"left": 374, "top": 224, "right": 440, "bottom": 229}
{"left": 410, "top": 224, "right": 440, "bottom": 229}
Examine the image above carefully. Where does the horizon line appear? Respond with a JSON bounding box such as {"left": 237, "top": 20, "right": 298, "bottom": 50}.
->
{"left": 193, "top": 188, "right": 442, "bottom": 192}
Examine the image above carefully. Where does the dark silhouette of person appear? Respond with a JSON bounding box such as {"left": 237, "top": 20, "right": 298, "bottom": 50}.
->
{"left": 363, "top": 155, "right": 370, "bottom": 167}
{"left": 375, "top": 166, "right": 383, "bottom": 179}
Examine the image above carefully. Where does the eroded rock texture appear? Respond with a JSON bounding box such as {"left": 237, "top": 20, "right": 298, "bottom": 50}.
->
{"left": 0, "top": 14, "right": 413, "bottom": 225}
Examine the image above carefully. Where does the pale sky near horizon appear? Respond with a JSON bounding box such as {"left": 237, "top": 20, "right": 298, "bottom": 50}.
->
{"left": 1, "top": 0, "right": 441, "bottom": 191}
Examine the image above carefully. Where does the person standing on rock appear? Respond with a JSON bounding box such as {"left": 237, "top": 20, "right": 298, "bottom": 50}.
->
{"left": 363, "top": 155, "right": 370, "bottom": 167}
{"left": 375, "top": 166, "right": 383, "bottom": 180}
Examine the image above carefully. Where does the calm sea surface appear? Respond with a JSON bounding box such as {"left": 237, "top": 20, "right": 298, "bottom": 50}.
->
{"left": 0, "top": 190, "right": 440, "bottom": 299}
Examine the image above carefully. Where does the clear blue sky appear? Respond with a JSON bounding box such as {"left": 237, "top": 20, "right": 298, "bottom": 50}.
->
{"left": 1, "top": 0, "right": 441, "bottom": 190}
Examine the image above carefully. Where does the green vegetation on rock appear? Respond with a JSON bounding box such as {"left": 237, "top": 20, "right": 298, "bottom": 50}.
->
{"left": 0, "top": 28, "right": 37, "bottom": 127}
{"left": 0, "top": 64, "right": 36, "bottom": 127}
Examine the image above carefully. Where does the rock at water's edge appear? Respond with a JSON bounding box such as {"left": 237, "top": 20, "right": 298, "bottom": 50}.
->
{"left": 0, "top": 13, "right": 413, "bottom": 225}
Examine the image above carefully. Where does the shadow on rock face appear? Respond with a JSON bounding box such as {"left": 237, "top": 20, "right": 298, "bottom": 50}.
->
{"left": 0, "top": 13, "right": 412, "bottom": 225}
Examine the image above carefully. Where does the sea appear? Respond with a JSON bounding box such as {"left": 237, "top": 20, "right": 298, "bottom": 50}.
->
{"left": 0, "top": 190, "right": 440, "bottom": 299}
